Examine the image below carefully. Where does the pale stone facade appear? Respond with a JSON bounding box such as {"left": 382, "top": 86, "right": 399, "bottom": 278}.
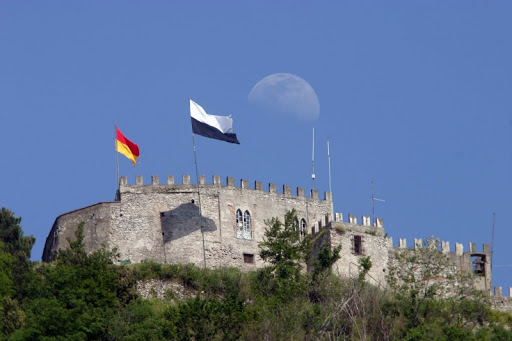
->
{"left": 43, "top": 174, "right": 332, "bottom": 270}
{"left": 43, "top": 173, "right": 497, "bottom": 301}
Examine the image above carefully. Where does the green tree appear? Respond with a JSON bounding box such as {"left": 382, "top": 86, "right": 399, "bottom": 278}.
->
{"left": 358, "top": 256, "right": 372, "bottom": 282}
{"left": 257, "top": 210, "right": 312, "bottom": 300}
{"left": 387, "top": 236, "right": 489, "bottom": 333}
{"left": 14, "top": 223, "right": 128, "bottom": 340}
{"left": 0, "top": 242, "right": 14, "bottom": 299}
{"left": 0, "top": 208, "right": 35, "bottom": 298}
{"left": 311, "top": 244, "right": 341, "bottom": 281}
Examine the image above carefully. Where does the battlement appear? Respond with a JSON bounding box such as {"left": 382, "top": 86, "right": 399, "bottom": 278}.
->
{"left": 323, "top": 213, "right": 386, "bottom": 239}
{"left": 493, "top": 286, "right": 512, "bottom": 297}
{"left": 390, "top": 238, "right": 490, "bottom": 255}
{"left": 333, "top": 212, "right": 384, "bottom": 228}
{"left": 119, "top": 175, "right": 332, "bottom": 201}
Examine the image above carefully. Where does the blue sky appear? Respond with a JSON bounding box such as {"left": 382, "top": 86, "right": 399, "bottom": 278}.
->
{"left": 1, "top": 1, "right": 511, "bottom": 289}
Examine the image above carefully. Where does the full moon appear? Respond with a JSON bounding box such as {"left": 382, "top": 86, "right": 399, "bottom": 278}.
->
{"left": 248, "top": 73, "right": 320, "bottom": 121}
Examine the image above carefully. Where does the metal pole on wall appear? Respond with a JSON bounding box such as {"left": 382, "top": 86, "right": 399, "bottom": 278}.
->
{"left": 192, "top": 133, "right": 207, "bottom": 269}
{"left": 115, "top": 124, "right": 120, "bottom": 201}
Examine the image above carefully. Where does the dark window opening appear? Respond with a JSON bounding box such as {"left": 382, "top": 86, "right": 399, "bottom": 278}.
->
{"left": 236, "top": 209, "right": 243, "bottom": 238}
{"left": 472, "top": 255, "right": 486, "bottom": 276}
{"left": 300, "top": 219, "right": 307, "bottom": 237}
{"left": 243, "top": 211, "right": 252, "bottom": 240}
{"left": 191, "top": 199, "right": 195, "bottom": 204}
{"left": 354, "top": 235, "right": 363, "bottom": 255}
{"left": 243, "top": 253, "right": 254, "bottom": 264}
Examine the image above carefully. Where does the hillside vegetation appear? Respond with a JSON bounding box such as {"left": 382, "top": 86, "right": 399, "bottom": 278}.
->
{"left": 1, "top": 207, "right": 511, "bottom": 340}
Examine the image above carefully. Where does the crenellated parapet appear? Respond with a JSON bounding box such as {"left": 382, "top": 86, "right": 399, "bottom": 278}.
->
{"left": 332, "top": 212, "right": 384, "bottom": 229}
{"left": 390, "top": 239, "right": 490, "bottom": 257}
{"left": 119, "top": 175, "right": 332, "bottom": 202}
{"left": 492, "top": 287, "right": 512, "bottom": 313}
{"left": 390, "top": 239, "right": 492, "bottom": 294}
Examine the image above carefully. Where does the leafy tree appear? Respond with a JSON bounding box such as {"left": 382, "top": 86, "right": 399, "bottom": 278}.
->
{"left": 358, "top": 256, "right": 372, "bottom": 282}
{"left": 0, "top": 297, "right": 25, "bottom": 337}
{"left": 14, "top": 223, "right": 128, "bottom": 340}
{"left": 258, "top": 210, "right": 311, "bottom": 300}
{"left": 311, "top": 244, "right": 341, "bottom": 281}
{"left": 0, "top": 242, "right": 14, "bottom": 299}
{"left": 387, "top": 236, "right": 489, "bottom": 333}
{"left": 0, "top": 208, "right": 35, "bottom": 298}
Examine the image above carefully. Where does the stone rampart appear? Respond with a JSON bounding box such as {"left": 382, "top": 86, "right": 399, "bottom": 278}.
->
{"left": 44, "top": 174, "right": 333, "bottom": 270}
{"left": 310, "top": 214, "right": 389, "bottom": 287}
{"left": 492, "top": 287, "right": 512, "bottom": 313}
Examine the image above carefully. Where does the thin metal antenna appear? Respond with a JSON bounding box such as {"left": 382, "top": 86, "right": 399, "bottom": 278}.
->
{"left": 491, "top": 212, "right": 496, "bottom": 275}
{"left": 371, "top": 179, "right": 386, "bottom": 223}
{"left": 312, "top": 127, "right": 316, "bottom": 189}
{"left": 327, "top": 140, "right": 332, "bottom": 194}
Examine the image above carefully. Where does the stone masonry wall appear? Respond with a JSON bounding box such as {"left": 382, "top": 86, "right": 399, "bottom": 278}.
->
{"left": 43, "top": 202, "right": 119, "bottom": 262}
{"left": 309, "top": 216, "right": 389, "bottom": 287}
{"left": 330, "top": 222, "right": 389, "bottom": 287}
{"left": 44, "top": 174, "right": 333, "bottom": 271}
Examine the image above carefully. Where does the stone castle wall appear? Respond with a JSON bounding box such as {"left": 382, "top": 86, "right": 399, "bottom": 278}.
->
{"left": 44, "top": 173, "right": 501, "bottom": 308}
{"left": 309, "top": 215, "right": 389, "bottom": 287}
{"left": 43, "top": 174, "right": 333, "bottom": 270}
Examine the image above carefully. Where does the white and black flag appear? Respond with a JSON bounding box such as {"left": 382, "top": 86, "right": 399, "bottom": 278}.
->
{"left": 190, "top": 100, "right": 240, "bottom": 144}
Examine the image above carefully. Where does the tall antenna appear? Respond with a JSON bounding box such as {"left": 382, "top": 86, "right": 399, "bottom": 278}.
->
{"left": 312, "top": 127, "right": 316, "bottom": 189}
{"left": 491, "top": 212, "right": 496, "bottom": 274}
{"left": 371, "top": 179, "right": 386, "bottom": 223}
{"left": 327, "top": 140, "right": 332, "bottom": 194}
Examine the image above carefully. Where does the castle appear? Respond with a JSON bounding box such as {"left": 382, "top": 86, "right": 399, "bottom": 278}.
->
{"left": 44, "top": 174, "right": 502, "bottom": 300}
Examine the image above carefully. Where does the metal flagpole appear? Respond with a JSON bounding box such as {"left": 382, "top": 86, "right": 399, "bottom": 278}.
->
{"left": 312, "top": 127, "right": 316, "bottom": 190}
{"left": 327, "top": 140, "right": 333, "bottom": 219}
{"left": 192, "top": 133, "right": 207, "bottom": 269}
{"left": 327, "top": 141, "right": 332, "bottom": 194}
{"left": 115, "top": 124, "right": 120, "bottom": 201}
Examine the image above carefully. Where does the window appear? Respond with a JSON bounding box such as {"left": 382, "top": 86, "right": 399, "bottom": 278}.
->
{"left": 243, "top": 210, "right": 252, "bottom": 239}
{"left": 243, "top": 253, "right": 254, "bottom": 264}
{"left": 294, "top": 219, "right": 299, "bottom": 232}
{"left": 300, "top": 219, "right": 307, "bottom": 238}
{"left": 236, "top": 209, "right": 243, "bottom": 238}
{"left": 354, "top": 235, "right": 363, "bottom": 255}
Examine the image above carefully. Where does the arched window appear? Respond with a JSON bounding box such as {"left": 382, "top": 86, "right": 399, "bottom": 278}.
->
{"left": 300, "top": 219, "right": 307, "bottom": 237}
{"left": 294, "top": 219, "right": 300, "bottom": 232}
{"left": 236, "top": 209, "right": 243, "bottom": 238}
{"left": 243, "top": 210, "right": 252, "bottom": 239}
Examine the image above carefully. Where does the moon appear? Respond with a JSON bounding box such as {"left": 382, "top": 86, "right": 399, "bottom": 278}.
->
{"left": 248, "top": 73, "right": 320, "bottom": 121}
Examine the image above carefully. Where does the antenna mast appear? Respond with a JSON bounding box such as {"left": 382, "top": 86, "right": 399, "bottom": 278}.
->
{"left": 327, "top": 140, "right": 332, "bottom": 194}
{"left": 371, "top": 179, "right": 386, "bottom": 223}
{"left": 312, "top": 127, "right": 316, "bottom": 189}
{"left": 491, "top": 212, "right": 496, "bottom": 274}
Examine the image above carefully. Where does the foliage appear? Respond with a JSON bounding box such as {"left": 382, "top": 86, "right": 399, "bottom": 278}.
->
{"left": 358, "top": 256, "right": 373, "bottom": 282}
{"left": 258, "top": 209, "right": 311, "bottom": 300}
{"left": 1, "top": 208, "right": 509, "bottom": 340}
{"left": 311, "top": 244, "right": 341, "bottom": 281}
{"left": 0, "top": 242, "right": 14, "bottom": 299}
{"left": 12, "top": 223, "right": 132, "bottom": 340}
{"left": 0, "top": 207, "right": 35, "bottom": 299}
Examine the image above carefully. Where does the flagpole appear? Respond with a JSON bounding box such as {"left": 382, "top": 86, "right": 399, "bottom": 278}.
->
{"left": 115, "top": 125, "right": 120, "bottom": 201}
{"left": 192, "top": 132, "right": 207, "bottom": 269}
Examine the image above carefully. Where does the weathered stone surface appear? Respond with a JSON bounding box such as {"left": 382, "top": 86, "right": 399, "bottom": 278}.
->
{"left": 43, "top": 174, "right": 498, "bottom": 307}
{"left": 137, "top": 279, "right": 191, "bottom": 300}
{"left": 44, "top": 176, "right": 332, "bottom": 270}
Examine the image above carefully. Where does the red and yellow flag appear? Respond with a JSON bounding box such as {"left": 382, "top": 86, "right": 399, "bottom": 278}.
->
{"left": 115, "top": 127, "right": 140, "bottom": 166}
